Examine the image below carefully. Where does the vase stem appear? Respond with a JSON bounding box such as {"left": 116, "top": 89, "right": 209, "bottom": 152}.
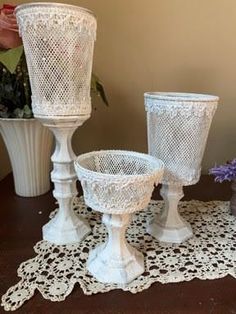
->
{"left": 87, "top": 213, "right": 144, "bottom": 284}
{"left": 147, "top": 184, "right": 193, "bottom": 243}
{"left": 38, "top": 116, "right": 91, "bottom": 245}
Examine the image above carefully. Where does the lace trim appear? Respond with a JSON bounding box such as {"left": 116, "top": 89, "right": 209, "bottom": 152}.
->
{"left": 160, "top": 168, "right": 201, "bottom": 186}
{"left": 1, "top": 198, "right": 236, "bottom": 311}
{"left": 31, "top": 96, "right": 92, "bottom": 117}
{"left": 145, "top": 98, "right": 218, "bottom": 118}
{"left": 16, "top": 6, "right": 97, "bottom": 40}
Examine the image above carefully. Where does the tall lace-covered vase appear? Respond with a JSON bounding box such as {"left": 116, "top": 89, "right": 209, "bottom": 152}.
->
{"left": 16, "top": 3, "right": 97, "bottom": 244}
{"left": 145, "top": 92, "right": 219, "bottom": 243}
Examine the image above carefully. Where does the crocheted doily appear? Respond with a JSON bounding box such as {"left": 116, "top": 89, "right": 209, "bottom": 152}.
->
{"left": 1, "top": 198, "right": 236, "bottom": 311}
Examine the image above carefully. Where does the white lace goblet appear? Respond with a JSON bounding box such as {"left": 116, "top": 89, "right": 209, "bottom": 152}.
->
{"left": 145, "top": 92, "right": 219, "bottom": 243}
{"left": 75, "top": 150, "right": 164, "bottom": 284}
{"left": 16, "top": 3, "right": 97, "bottom": 244}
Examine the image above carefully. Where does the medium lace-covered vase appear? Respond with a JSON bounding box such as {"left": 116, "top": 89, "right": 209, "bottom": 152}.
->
{"left": 75, "top": 150, "right": 164, "bottom": 284}
{"left": 145, "top": 92, "right": 219, "bottom": 243}
{"left": 16, "top": 3, "right": 97, "bottom": 244}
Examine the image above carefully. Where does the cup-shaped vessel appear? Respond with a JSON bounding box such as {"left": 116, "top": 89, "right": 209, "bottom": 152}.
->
{"left": 16, "top": 2, "right": 97, "bottom": 118}
{"left": 145, "top": 92, "right": 219, "bottom": 185}
{"left": 144, "top": 92, "right": 219, "bottom": 243}
{"left": 75, "top": 150, "right": 164, "bottom": 284}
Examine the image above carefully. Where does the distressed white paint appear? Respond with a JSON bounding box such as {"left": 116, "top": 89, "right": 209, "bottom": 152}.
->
{"left": 16, "top": 3, "right": 97, "bottom": 244}
{"left": 39, "top": 116, "right": 91, "bottom": 245}
{"left": 88, "top": 214, "right": 144, "bottom": 284}
{"left": 147, "top": 184, "right": 193, "bottom": 243}
{"left": 145, "top": 92, "right": 218, "bottom": 243}
{"left": 75, "top": 150, "right": 164, "bottom": 284}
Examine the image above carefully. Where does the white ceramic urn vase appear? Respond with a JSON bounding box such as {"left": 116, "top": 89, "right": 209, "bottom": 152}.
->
{"left": 0, "top": 118, "right": 53, "bottom": 197}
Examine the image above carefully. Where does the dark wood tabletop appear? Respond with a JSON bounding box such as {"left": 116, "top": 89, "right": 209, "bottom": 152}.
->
{"left": 0, "top": 174, "right": 235, "bottom": 314}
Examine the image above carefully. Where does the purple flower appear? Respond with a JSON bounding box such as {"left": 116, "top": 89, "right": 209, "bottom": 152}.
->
{"left": 209, "top": 159, "right": 236, "bottom": 183}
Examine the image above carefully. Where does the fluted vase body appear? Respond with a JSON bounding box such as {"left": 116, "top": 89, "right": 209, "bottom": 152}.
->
{"left": 0, "top": 118, "right": 53, "bottom": 197}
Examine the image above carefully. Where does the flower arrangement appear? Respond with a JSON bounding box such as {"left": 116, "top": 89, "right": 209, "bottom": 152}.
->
{"left": 0, "top": 4, "right": 108, "bottom": 119}
{"left": 209, "top": 159, "right": 236, "bottom": 183}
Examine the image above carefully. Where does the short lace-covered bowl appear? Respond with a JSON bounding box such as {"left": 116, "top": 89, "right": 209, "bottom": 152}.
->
{"left": 75, "top": 150, "right": 164, "bottom": 284}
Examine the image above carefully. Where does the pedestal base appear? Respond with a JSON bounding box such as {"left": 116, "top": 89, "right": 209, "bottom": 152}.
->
{"left": 147, "top": 184, "right": 193, "bottom": 244}
{"left": 147, "top": 219, "right": 193, "bottom": 244}
{"left": 88, "top": 242, "right": 144, "bottom": 284}
{"left": 87, "top": 213, "right": 144, "bottom": 284}
{"left": 43, "top": 211, "right": 90, "bottom": 245}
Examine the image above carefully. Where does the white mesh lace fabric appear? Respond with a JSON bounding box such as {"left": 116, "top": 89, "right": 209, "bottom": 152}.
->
{"left": 75, "top": 150, "right": 164, "bottom": 214}
{"left": 16, "top": 3, "right": 97, "bottom": 117}
{"left": 144, "top": 93, "right": 219, "bottom": 186}
{"left": 1, "top": 197, "right": 236, "bottom": 311}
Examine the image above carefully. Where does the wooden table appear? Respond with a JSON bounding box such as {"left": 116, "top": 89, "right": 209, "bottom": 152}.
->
{"left": 0, "top": 174, "right": 235, "bottom": 314}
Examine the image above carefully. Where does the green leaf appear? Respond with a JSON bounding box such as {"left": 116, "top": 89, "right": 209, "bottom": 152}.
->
{"left": 0, "top": 46, "right": 24, "bottom": 74}
{"left": 13, "top": 108, "right": 24, "bottom": 118}
{"left": 91, "top": 73, "right": 98, "bottom": 92}
{"left": 23, "top": 105, "right": 33, "bottom": 118}
{"left": 91, "top": 73, "right": 109, "bottom": 106}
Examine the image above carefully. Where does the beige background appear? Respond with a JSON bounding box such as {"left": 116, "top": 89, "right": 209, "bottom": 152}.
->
{"left": 0, "top": 0, "right": 236, "bottom": 180}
